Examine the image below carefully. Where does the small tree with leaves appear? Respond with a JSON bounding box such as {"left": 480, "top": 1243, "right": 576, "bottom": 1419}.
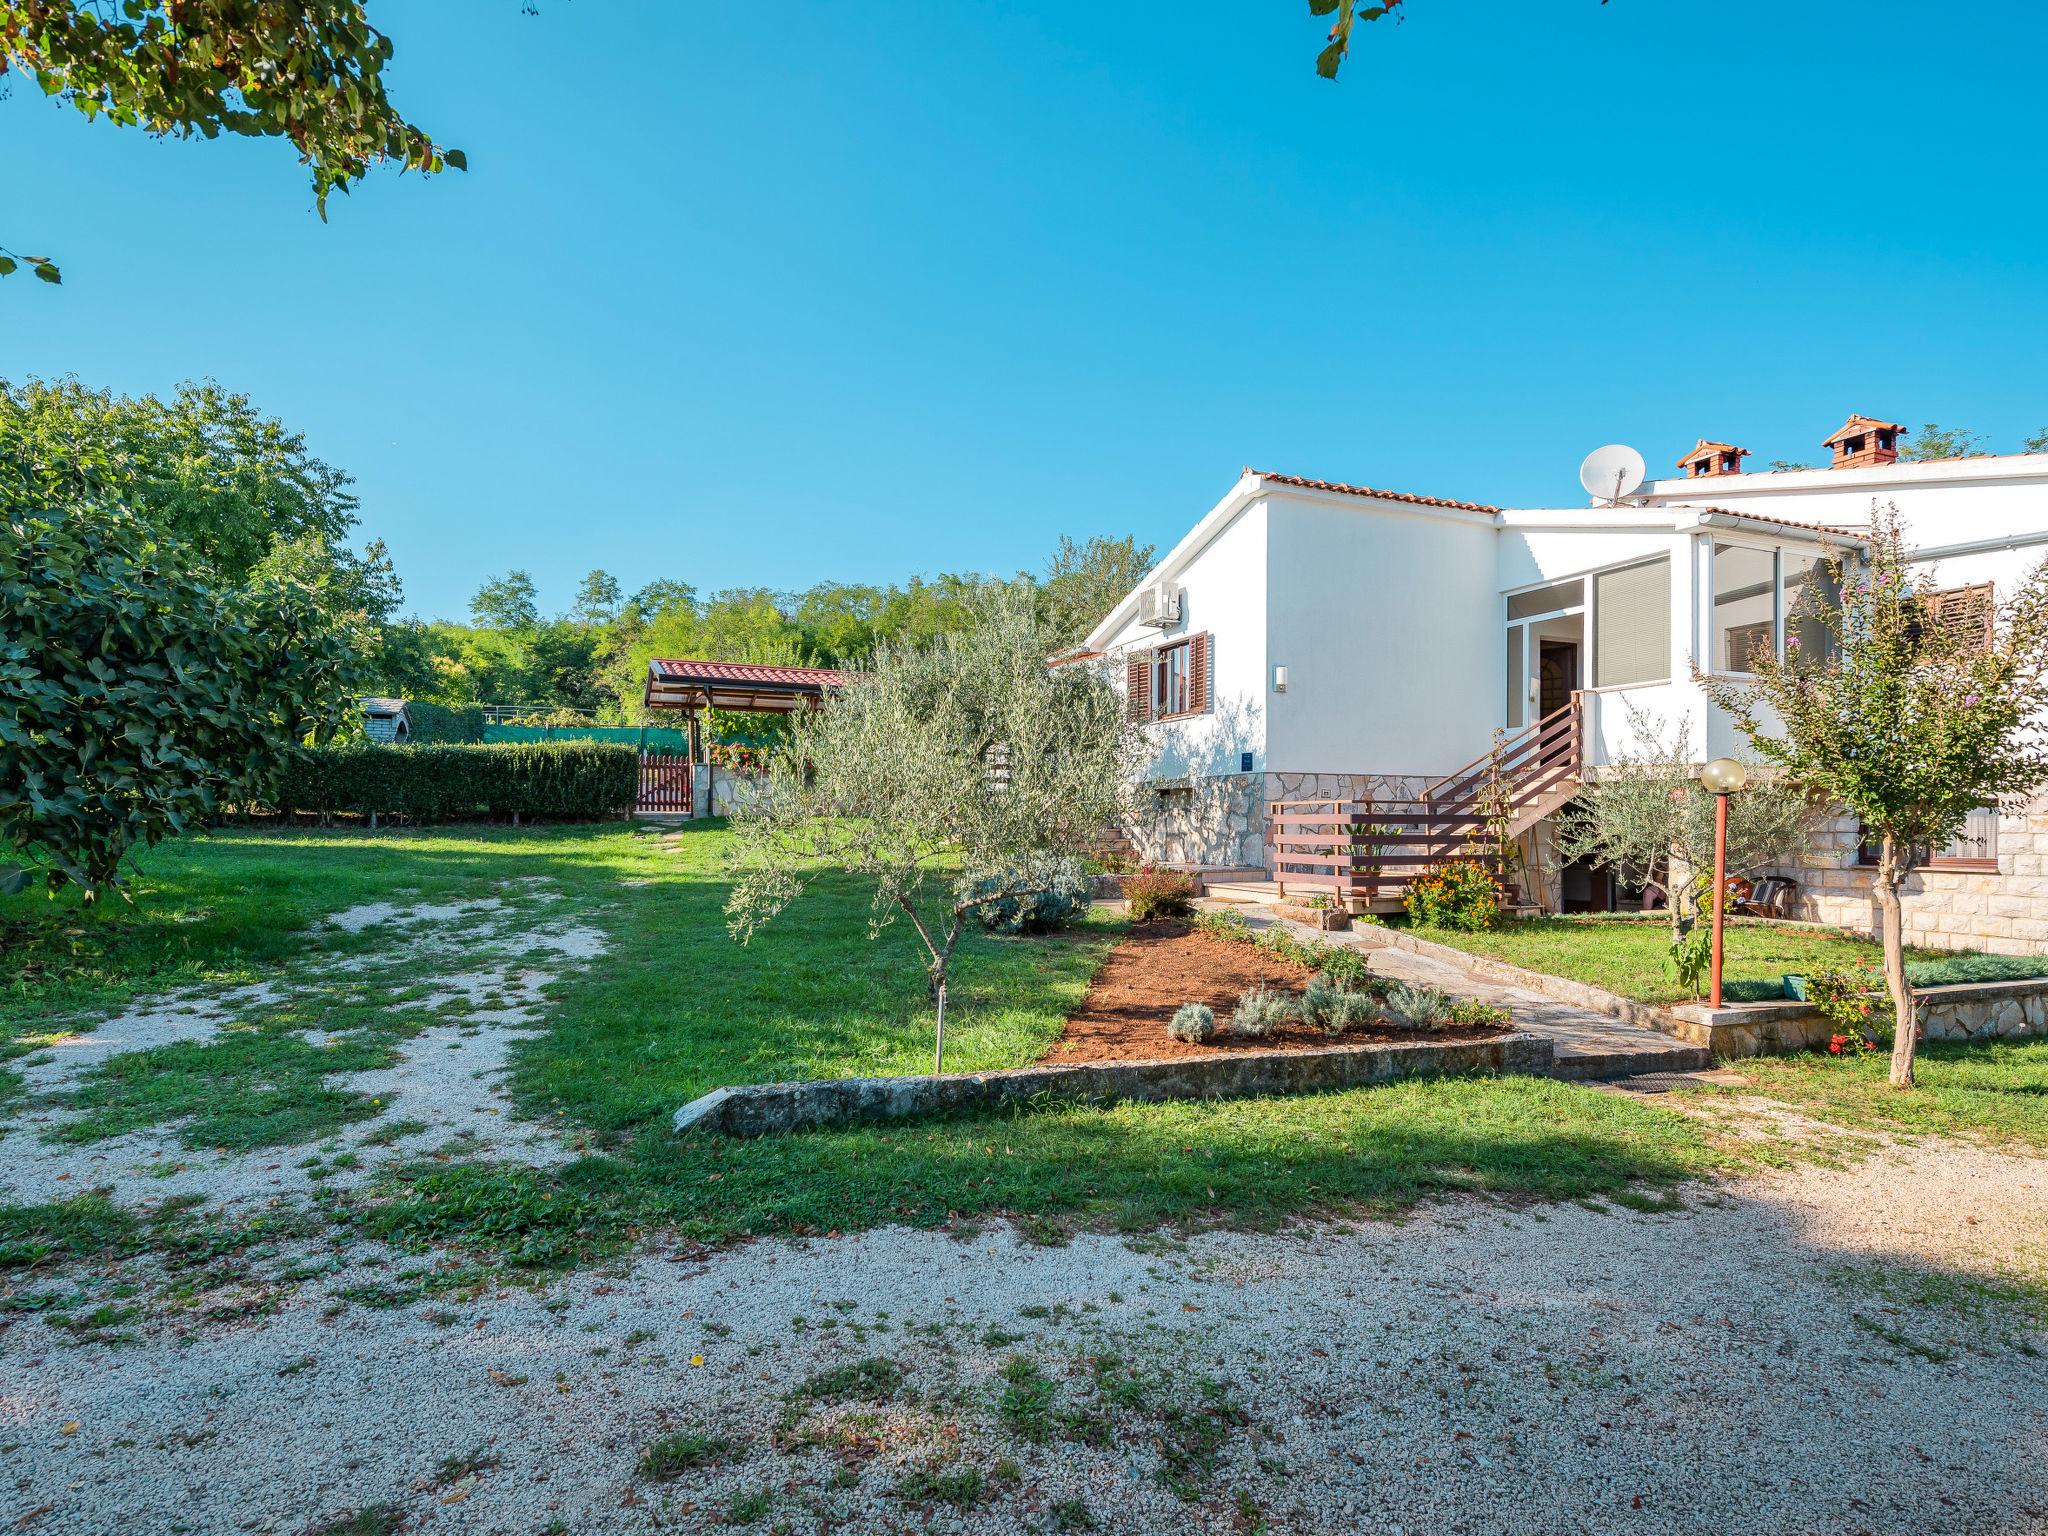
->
{"left": 1558, "top": 706, "right": 1820, "bottom": 937}
{"left": 1701, "top": 506, "right": 2048, "bottom": 1087}
{"left": 725, "top": 589, "right": 1135, "bottom": 1072}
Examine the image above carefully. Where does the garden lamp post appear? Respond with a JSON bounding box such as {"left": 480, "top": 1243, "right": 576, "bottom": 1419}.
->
{"left": 1699, "top": 757, "right": 1749, "bottom": 1007}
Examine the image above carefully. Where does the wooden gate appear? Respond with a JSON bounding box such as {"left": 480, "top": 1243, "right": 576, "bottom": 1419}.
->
{"left": 636, "top": 752, "right": 693, "bottom": 816}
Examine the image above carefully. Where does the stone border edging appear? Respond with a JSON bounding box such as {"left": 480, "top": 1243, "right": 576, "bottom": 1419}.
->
{"left": 672, "top": 1031, "right": 1555, "bottom": 1138}
{"left": 1356, "top": 923, "right": 2048, "bottom": 1057}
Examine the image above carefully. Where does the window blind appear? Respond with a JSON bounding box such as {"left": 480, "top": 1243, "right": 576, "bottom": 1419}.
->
{"left": 1593, "top": 557, "right": 1671, "bottom": 688}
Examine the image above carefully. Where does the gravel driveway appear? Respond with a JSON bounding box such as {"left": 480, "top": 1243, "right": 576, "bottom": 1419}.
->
{"left": 5, "top": 1132, "right": 2044, "bottom": 1535}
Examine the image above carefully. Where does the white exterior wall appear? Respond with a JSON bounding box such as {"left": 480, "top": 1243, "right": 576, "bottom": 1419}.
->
{"left": 1264, "top": 492, "right": 1499, "bottom": 778}
{"left": 1100, "top": 498, "right": 1269, "bottom": 784}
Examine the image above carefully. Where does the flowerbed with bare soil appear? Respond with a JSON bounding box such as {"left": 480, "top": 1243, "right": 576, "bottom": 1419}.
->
{"left": 1040, "top": 921, "right": 1508, "bottom": 1064}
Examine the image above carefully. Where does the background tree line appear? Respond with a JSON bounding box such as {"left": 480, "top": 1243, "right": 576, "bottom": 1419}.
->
{"left": 3, "top": 374, "right": 1155, "bottom": 724}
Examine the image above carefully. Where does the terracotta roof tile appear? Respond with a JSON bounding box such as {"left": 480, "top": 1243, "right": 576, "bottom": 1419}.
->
{"left": 1822, "top": 413, "right": 1902, "bottom": 446}
{"left": 1248, "top": 469, "right": 1501, "bottom": 514}
{"left": 1677, "top": 438, "right": 1750, "bottom": 467}
{"left": 647, "top": 659, "right": 846, "bottom": 688}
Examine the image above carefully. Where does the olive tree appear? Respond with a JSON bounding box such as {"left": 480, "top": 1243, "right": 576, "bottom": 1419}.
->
{"left": 725, "top": 589, "right": 1135, "bottom": 1072}
{"left": 1, "top": 503, "right": 362, "bottom": 898}
{"left": 1702, "top": 505, "right": 2048, "bottom": 1088}
{"left": 1557, "top": 706, "right": 1820, "bottom": 935}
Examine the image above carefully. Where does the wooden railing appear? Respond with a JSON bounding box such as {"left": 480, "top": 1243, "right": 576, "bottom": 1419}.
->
{"left": 1269, "top": 695, "right": 1585, "bottom": 908}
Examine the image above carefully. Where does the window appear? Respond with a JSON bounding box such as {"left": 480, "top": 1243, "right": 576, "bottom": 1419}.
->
{"left": 1505, "top": 626, "right": 1525, "bottom": 728}
{"left": 1712, "top": 543, "right": 1777, "bottom": 673}
{"left": 1593, "top": 556, "right": 1672, "bottom": 688}
{"left": 1153, "top": 641, "right": 1190, "bottom": 717}
{"left": 1126, "top": 635, "right": 1210, "bottom": 723}
{"left": 1782, "top": 552, "right": 1840, "bottom": 665}
{"left": 1507, "top": 579, "right": 1583, "bottom": 620}
{"left": 1857, "top": 810, "right": 2000, "bottom": 871}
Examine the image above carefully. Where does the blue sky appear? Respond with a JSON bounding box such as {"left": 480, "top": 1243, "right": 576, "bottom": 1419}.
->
{"left": 7, "top": 2, "right": 2046, "bottom": 621}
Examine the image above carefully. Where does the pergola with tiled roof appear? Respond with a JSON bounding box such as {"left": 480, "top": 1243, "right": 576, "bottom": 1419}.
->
{"left": 643, "top": 658, "right": 847, "bottom": 714}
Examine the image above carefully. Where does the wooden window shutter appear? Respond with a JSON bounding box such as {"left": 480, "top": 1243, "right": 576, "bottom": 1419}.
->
{"left": 1923, "top": 583, "right": 1994, "bottom": 652}
{"left": 1191, "top": 634, "right": 1212, "bottom": 713}
{"left": 1126, "top": 653, "right": 1153, "bottom": 723}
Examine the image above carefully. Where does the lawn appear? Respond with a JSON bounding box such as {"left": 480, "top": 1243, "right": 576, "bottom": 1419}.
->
{"left": 0, "top": 823, "right": 1752, "bottom": 1272}
{"left": 1715, "top": 1039, "right": 2048, "bottom": 1152}
{"left": 0, "top": 822, "right": 1120, "bottom": 1128}
{"left": 1392, "top": 912, "right": 2047, "bottom": 1006}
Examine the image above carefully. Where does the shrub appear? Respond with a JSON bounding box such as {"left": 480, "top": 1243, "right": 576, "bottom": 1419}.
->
{"left": 1805, "top": 962, "right": 1891, "bottom": 1047}
{"left": 1192, "top": 907, "right": 1252, "bottom": 943}
{"left": 1668, "top": 919, "right": 1713, "bottom": 998}
{"left": 1447, "top": 998, "right": 1511, "bottom": 1030}
{"left": 1193, "top": 908, "right": 1381, "bottom": 992}
{"left": 960, "top": 855, "right": 1091, "bottom": 935}
{"left": 1125, "top": 866, "right": 1198, "bottom": 922}
{"left": 1378, "top": 982, "right": 1455, "bottom": 1032}
{"left": 1299, "top": 973, "right": 1379, "bottom": 1034}
{"left": 1229, "top": 984, "right": 1295, "bottom": 1038}
{"left": 263, "top": 742, "right": 638, "bottom": 824}
{"left": 1403, "top": 857, "right": 1503, "bottom": 931}
{"left": 4, "top": 503, "right": 360, "bottom": 896}
{"left": 403, "top": 701, "right": 485, "bottom": 744}
{"left": 1167, "top": 1002, "right": 1217, "bottom": 1044}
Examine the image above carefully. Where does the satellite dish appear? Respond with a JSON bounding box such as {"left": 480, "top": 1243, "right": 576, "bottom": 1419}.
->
{"left": 1579, "top": 444, "right": 1646, "bottom": 504}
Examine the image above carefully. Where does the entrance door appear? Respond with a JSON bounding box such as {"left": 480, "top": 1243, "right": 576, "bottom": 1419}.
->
{"left": 1538, "top": 640, "right": 1578, "bottom": 720}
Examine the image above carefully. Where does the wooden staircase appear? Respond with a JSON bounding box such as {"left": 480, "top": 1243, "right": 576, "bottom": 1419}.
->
{"left": 1269, "top": 694, "right": 1585, "bottom": 911}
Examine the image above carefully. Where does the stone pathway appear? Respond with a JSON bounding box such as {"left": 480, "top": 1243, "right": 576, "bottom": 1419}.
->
{"left": 1209, "top": 902, "right": 1713, "bottom": 1080}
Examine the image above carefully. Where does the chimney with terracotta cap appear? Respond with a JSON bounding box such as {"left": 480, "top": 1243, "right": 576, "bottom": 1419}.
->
{"left": 1676, "top": 439, "right": 1749, "bottom": 478}
{"left": 1823, "top": 414, "right": 1902, "bottom": 470}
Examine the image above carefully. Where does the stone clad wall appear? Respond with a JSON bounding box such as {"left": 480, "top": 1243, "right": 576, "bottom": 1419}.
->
{"left": 1123, "top": 771, "right": 1438, "bottom": 870}
{"left": 1124, "top": 772, "right": 1266, "bottom": 869}
{"left": 1778, "top": 795, "right": 2048, "bottom": 957}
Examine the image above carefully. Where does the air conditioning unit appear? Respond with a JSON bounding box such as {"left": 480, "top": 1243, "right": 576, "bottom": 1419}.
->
{"left": 1137, "top": 584, "right": 1182, "bottom": 628}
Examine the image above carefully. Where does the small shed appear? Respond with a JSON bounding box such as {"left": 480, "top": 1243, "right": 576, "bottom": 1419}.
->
{"left": 361, "top": 697, "right": 412, "bottom": 744}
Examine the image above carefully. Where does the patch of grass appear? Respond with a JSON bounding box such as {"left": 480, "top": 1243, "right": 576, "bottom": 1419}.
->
{"left": 790, "top": 1357, "right": 907, "bottom": 1405}
{"left": 433, "top": 1444, "right": 501, "bottom": 1486}
{"left": 1724, "top": 1039, "right": 2048, "bottom": 1152}
{"left": 1849, "top": 1311, "right": 1954, "bottom": 1363}
{"left": 639, "top": 1432, "right": 738, "bottom": 1481}
{"left": 1155, "top": 1377, "right": 1248, "bottom": 1500}
{"left": 305, "top": 1507, "right": 405, "bottom": 1536}
{"left": 1394, "top": 913, "right": 1961, "bottom": 1006}
{"left": 1831, "top": 1260, "right": 2048, "bottom": 1357}
{"left": 0, "top": 1193, "right": 139, "bottom": 1270}
{"left": 1050, "top": 1498, "right": 1097, "bottom": 1532}
{"left": 894, "top": 1461, "right": 986, "bottom": 1507}
{"left": 341, "top": 1071, "right": 1741, "bottom": 1275}
{"left": 996, "top": 1355, "right": 1058, "bottom": 1443}
{"left": 725, "top": 1486, "right": 774, "bottom": 1524}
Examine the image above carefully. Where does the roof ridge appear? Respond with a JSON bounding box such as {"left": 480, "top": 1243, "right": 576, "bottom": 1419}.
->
{"left": 1249, "top": 469, "right": 1502, "bottom": 515}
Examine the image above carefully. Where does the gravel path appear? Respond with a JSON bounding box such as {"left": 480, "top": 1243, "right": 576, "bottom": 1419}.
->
{"left": 5, "top": 1136, "right": 2043, "bottom": 1535}
{"left": 0, "top": 891, "right": 606, "bottom": 1212}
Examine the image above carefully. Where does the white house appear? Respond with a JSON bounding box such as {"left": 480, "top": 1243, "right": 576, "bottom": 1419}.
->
{"left": 1087, "top": 416, "right": 2048, "bottom": 954}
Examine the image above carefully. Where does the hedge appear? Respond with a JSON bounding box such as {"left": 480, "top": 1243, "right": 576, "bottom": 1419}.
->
{"left": 264, "top": 743, "right": 639, "bottom": 823}
{"left": 404, "top": 701, "right": 485, "bottom": 744}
